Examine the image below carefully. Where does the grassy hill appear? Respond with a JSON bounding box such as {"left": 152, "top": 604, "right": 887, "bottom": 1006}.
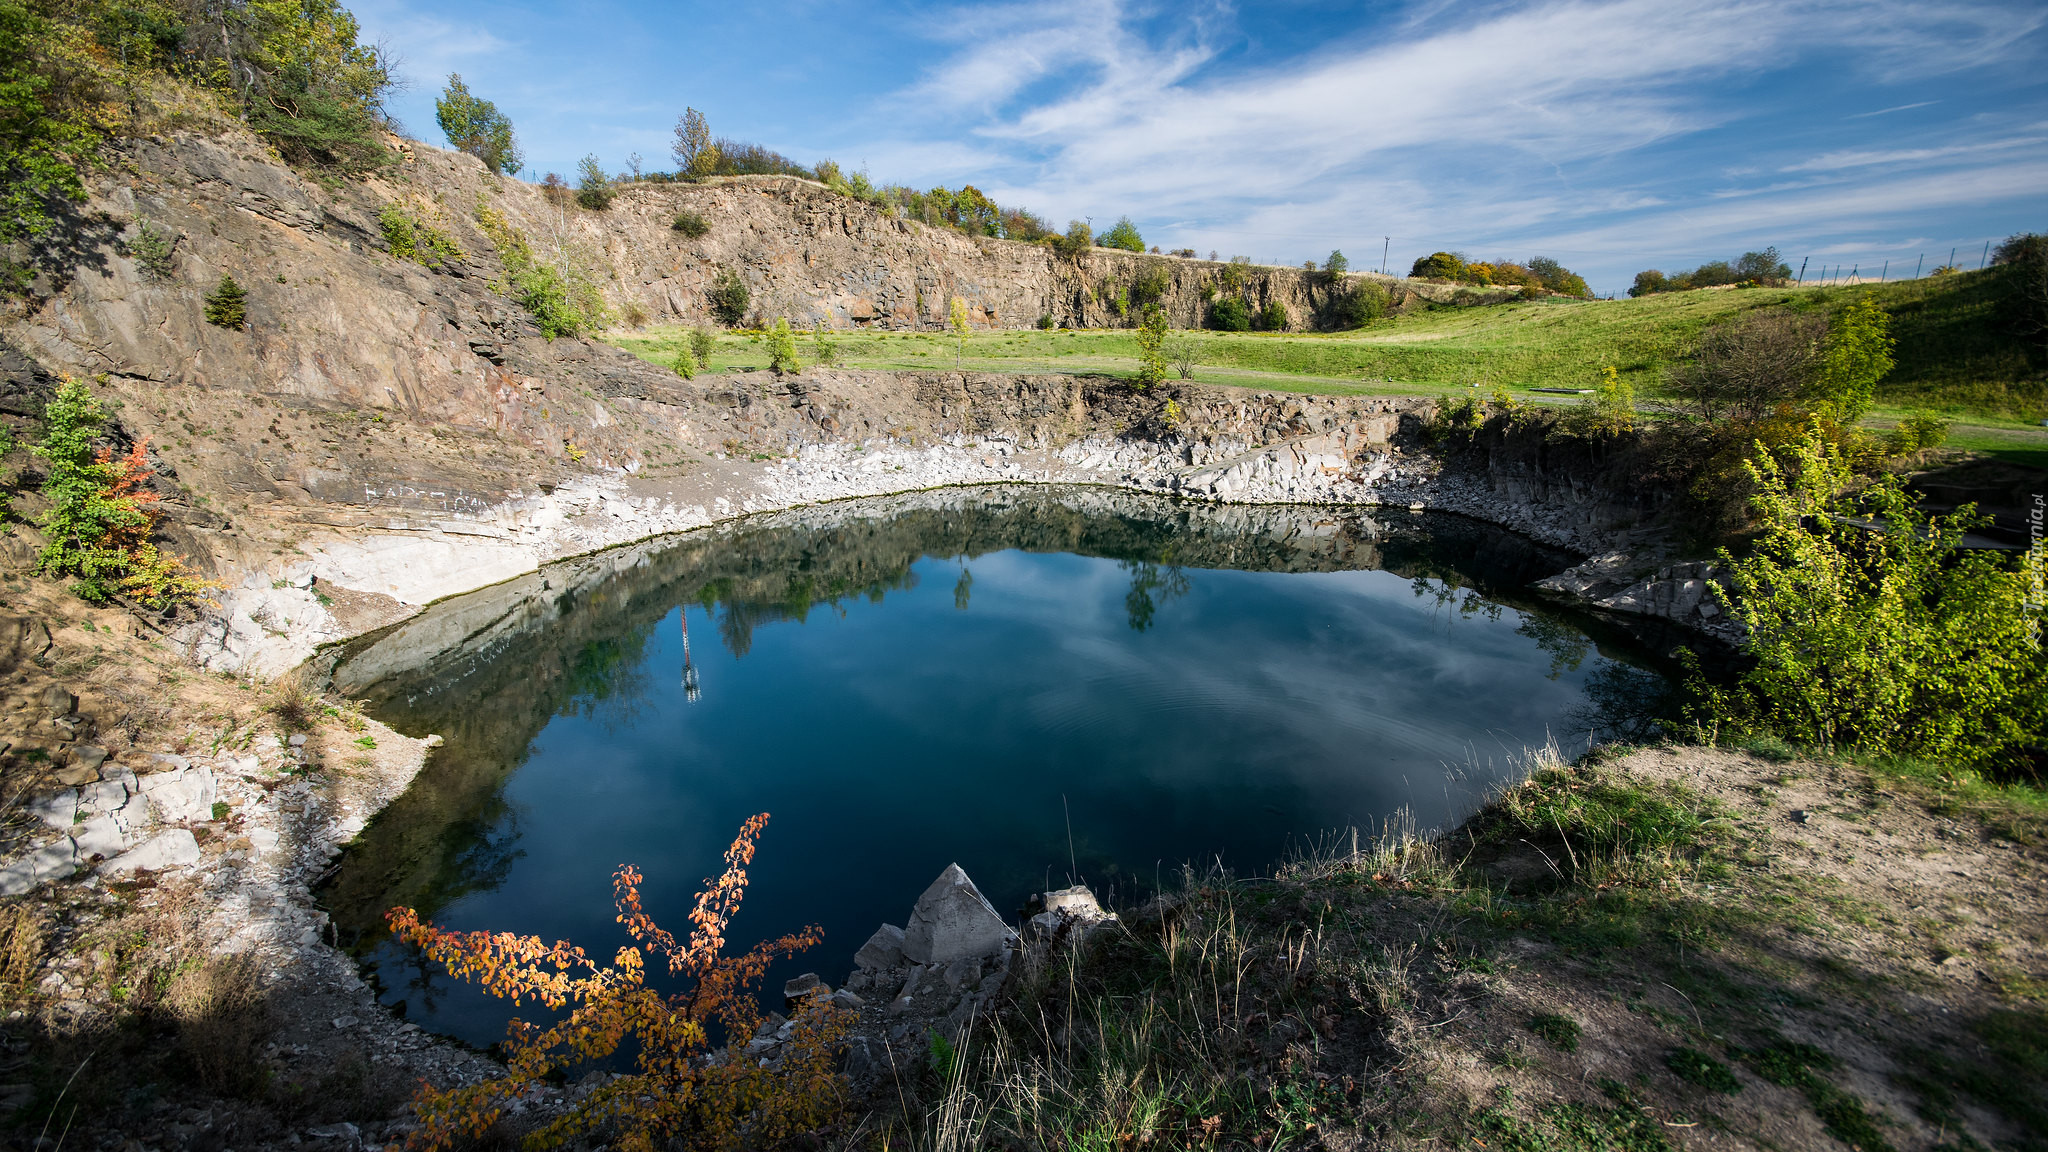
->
{"left": 609, "top": 267, "right": 2048, "bottom": 459}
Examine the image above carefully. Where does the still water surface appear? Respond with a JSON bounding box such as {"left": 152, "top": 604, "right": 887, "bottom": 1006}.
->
{"left": 323, "top": 488, "right": 1660, "bottom": 1046}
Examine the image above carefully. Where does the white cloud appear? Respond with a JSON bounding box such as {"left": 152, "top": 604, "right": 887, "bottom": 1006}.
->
{"left": 844, "top": 0, "right": 2047, "bottom": 284}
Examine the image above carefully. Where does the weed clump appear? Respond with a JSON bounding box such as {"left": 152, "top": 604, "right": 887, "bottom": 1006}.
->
{"left": 1666, "top": 1046, "right": 1741, "bottom": 1093}
{"left": 1528, "top": 1012, "right": 1582, "bottom": 1052}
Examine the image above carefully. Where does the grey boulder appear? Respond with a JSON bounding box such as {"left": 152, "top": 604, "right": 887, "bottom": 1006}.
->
{"left": 853, "top": 923, "right": 906, "bottom": 971}
{"left": 902, "top": 863, "right": 1012, "bottom": 966}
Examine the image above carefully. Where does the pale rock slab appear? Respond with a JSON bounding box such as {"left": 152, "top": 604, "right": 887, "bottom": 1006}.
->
{"left": 902, "top": 863, "right": 1012, "bottom": 966}
{"left": 101, "top": 829, "right": 202, "bottom": 874}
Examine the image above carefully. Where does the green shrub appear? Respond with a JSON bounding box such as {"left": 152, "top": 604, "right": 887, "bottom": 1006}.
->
{"left": 1133, "top": 304, "right": 1168, "bottom": 388}
{"left": 767, "top": 317, "right": 799, "bottom": 373}
{"left": 1097, "top": 215, "right": 1144, "bottom": 252}
{"left": 377, "top": 204, "right": 464, "bottom": 269}
{"left": 127, "top": 222, "right": 176, "bottom": 282}
{"left": 707, "top": 268, "right": 750, "bottom": 327}
{"left": 1130, "top": 261, "right": 1170, "bottom": 305}
{"left": 1567, "top": 365, "right": 1635, "bottom": 435}
{"left": 1036, "top": 312, "right": 1055, "bottom": 330}
{"left": 1256, "top": 299, "right": 1289, "bottom": 331}
{"left": 435, "top": 74, "right": 522, "bottom": 175}
{"left": 671, "top": 350, "right": 694, "bottom": 379}
{"left": 1327, "top": 279, "right": 1388, "bottom": 328}
{"left": 1209, "top": 297, "right": 1251, "bottom": 331}
{"left": 1049, "top": 220, "right": 1093, "bottom": 260}
{"left": 1527, "top": 256, "right": 1590, "bottom": 296}
{"left": 1887, "top": 410, "right": 1951, "bottom": 454}
{"left": 671, "top": 209, "right": 709, "bottom": 238}
{"left": 689, "top": 326, "right": 715, "bottom": 369}
{"left": 1410, "top": 251, "right": 1469, "bottom": 281}
{"left": 203, "top": 275, "right": 247, "bottom": 329}
{"left": 1323, "top": 250, "right": 1347, "bottom": 276}
{"left": 474, "top": 202, "right": 610, "bottom": 339}
{"left": 575, "top": 154, "right": 614, "bottom": 210}
{"left": 810, "top": 320, "right": 838, "bottom": 367}
{"left": 1701, "top": 422, "right": 2046, "bottom": 774}
{"left": 32, "top": 379, "right": 212, "bottom": 606}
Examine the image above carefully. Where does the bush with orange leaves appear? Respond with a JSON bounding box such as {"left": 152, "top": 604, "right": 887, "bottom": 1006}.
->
{"left": 386, "top": 814, "right": 850, "bottom": 1152}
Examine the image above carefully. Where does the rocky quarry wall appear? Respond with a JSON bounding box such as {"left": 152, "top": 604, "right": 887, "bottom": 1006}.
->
{"left": 0, "top": 124, "right": 1713, "bottom": 682}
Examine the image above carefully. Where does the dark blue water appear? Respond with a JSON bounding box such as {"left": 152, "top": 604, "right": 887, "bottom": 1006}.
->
{"left": 322, "top": 490, "right": 1663, "bottom": 1047}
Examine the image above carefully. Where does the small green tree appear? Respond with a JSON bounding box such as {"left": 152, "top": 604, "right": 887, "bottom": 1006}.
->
{"left": 1134, "top": 304, "right": 1169, "bottom": 388}
{"left": 1098, "top": 216, "right": 1144, "bottom": 252}
{"left": 672, "top": 107, "right": 712, "bottom": 176}
{"left": 1050, "top": 219, "right": 1093, "bottom": 260}
{"left": 671, "top": 350, "right": 694, "bottom": 379}
{"left": 767, "top": 317, "right": 799, "bottom": 373}
{"left": 435, "top": 74, "right": 522, "bottom": 175}
{"left": 1707, "top": 422, "right": 2045, "bottom": 772}
{"left": 128, "top": 222, "right": 177, "bottom": 282}
{"left": 689, "top": 326, "right": 716, "bottom": 369}
{"left": 948, "top": 295, "right": 970, "bottom": 367}
{"left": 204, "top": 274, "right": 247, "bottom": 329}
{"left": 706, "top": 268, "right": 750, "bottom": 327}
{"left": 1410, "top": 252, "right": 1468, "bottom": 281}
{"left": 33, "top": 378, "right": 124, "bottom": 584}
{"left": 1583, "top": 365, "right": 1635, "bottom": 433}
{"left": 1323, "top": 250, "right": 1347, "bottom": 276}
{"left": 811, "top": 320, "right": 839, "bottom": 367}
{"left": 1809, "top": 293, "right": 1893, "bottom": 422}
{"left": 576, "top": 154, "right": 614, "bottom": 210}
{"left": 1256, "top": 299, "right": 1288, "bottom": 331}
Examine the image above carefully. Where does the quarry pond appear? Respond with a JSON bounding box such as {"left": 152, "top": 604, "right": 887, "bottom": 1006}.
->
{"left": 320, "top": 487, "right": 1668, "bottom": 1047}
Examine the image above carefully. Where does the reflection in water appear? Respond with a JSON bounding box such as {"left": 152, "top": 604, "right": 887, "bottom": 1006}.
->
{"left": 320, "top": 486, "right": 1670, "bottom": 1046}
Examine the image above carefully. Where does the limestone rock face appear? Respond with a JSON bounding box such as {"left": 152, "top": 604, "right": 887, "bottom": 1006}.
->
{"left": 101, "top": 828, "right": 201, "bottom": 874}
{"left": 902, "top": 863, "right": 1012, "bottom": 966}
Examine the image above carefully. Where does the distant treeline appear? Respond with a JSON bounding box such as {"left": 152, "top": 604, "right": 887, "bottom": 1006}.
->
{"left": 1629, "top": 249, "right": 1793, "bottom": 296}
{"left": 1407, "top": 252, "right": 1591, "bottom": 297}
{"left": 499, "top": 102, "right": 1149, "bottom": 257}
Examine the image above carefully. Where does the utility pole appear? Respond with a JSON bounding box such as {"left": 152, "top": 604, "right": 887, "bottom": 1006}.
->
{"left": 1915, "top": 254, "right": 1923, "bottom": 278}
{"left": 1850, "top": 263, "right": 1858, "bottom": 283}
{"left": 1981, "top": 241, "right": 1991, "bottom": 269}
{"left": 1949, "top": 247, "right": 1957, "bottom": 270}
{"left": 1880, "top": 259, "right": 1887, "bottom": 282}
{"left": 1797, "top": 256, "right": 1808, "bottom": 285}
{"left": 1382, "top": 236, "right": 1390, "bottom": 275}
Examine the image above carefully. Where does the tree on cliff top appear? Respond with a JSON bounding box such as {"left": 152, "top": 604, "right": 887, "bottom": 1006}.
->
{"left": 1099, "top": 216, "right": 1145, "bottom": 252}
{"left": 436, "top": 75, "right": 522, "bottom": 176}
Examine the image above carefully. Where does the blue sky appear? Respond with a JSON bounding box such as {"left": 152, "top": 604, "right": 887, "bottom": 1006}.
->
{"left": 355, "top": 0, "right": 2048, "bottom": 295}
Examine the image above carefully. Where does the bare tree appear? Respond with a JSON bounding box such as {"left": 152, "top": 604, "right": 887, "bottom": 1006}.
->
{"left": 1164, "top": 333, "right": 1200, "bottom": 380}
{"left": 1664, "top": 309, "right": 1826, "bottom": 423}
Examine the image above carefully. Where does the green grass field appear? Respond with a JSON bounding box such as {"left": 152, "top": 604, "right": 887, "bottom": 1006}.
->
{"left": 605, "top": 268, "right": 2048, "bottom": 466}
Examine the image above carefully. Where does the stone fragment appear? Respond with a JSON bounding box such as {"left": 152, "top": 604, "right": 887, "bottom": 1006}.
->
{"left": 1026, "top": 884, "right": 1120, "bottom": 943}
{"left": 783, "top": 972, "right": 829, "bottom": 1011}
{"left": 70, "top": 745, "right": 107, "bottom": 772}
{"left": 99, "top": 764, "right": 138, "bottom": 793}
{"left": 80, "top": 779, "right": 125, "bottom": 813}
{"left": 830, "top": 988, "right": 865, "bottom": 1011}
{"left": 101, "top": 829, "right": 201, "bottom": 874}
{"left": 902, "top": 864, "right": 1011, "bottom": 965}
{"left": 71, "top": 816, "right": 124, "bottom": 861}
{"left": 27, "top": 790, "right": 77, "bottom": 831}
{"left": 41, "top": 686, "right": 76, "bottom": 717}
{"left": 853, "top": 922, "right": 906, "bottom": 971}
{"left": 0, "top": 841, "right": 77, "bottom": 895}
{"left": 139, "top": 766, "right": 216, "bottom": 823}
{"left": 288, "top": 734, "right": 307, "bottom": 747}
